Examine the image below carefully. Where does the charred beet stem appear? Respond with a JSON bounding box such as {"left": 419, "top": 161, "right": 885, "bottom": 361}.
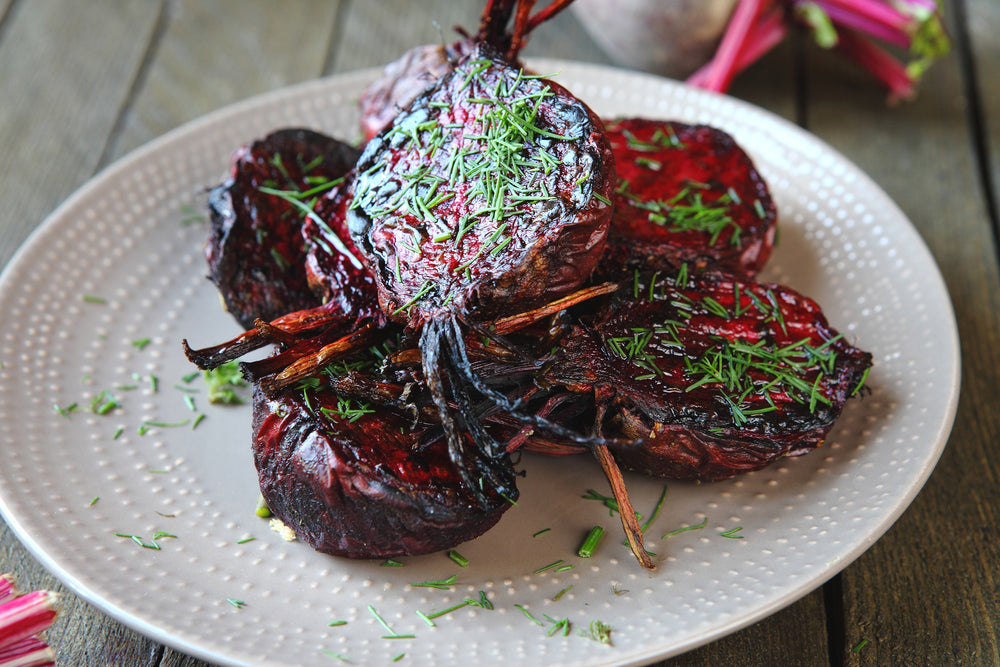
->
{"left": 507, "top": 0, "right": 537, "bottom": 59}
{"left": 491, "top": 282, "right": 619, "bottom": 335}
{"left": 592, "top": 400, "right": 655, "bottom": 570}
{"left": 253, "top": 318, "right": 299, "bottom": 346}
{"left": 183, "top": 301, "right": 359, "bottom": 370}
{"left": 255, "top": 323, "right": 384, "bottom": 394}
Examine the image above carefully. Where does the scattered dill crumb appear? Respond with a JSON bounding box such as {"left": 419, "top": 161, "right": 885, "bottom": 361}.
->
{"left": 579, "top": 620, "right": 613, "bottom": 645}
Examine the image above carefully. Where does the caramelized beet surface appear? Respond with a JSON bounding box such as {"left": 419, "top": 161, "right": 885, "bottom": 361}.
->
{"left": 350, "top": 46, "right": 615, "bottom": 326}
{"left": 533, "top": 272, "right": 872, "bottom": 479}
{"left": 252, "top": 384, "right": 512, "bottom": 559}
{"left": 596, "top": 119, "right": 776, "bottom": 281}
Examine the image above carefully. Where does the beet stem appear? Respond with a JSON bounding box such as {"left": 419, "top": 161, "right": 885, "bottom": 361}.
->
{"left": 593, "top": 442, "right": 654, "bottom": 570}
{"left": 492, "top": 282, "right": 619, "bottom": 335}
{"left": 257, "top": 323, "right": 381, "bottom": 394}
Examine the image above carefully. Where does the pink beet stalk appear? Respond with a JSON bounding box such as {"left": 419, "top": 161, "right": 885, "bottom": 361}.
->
{"left": 811, "top": 0, "right": 914, "bottom": 31}
{"left": 698, "top": 0, "right": 773, "bottom": 93}
{"left": 806, "top": 0, "right": 912, "bottom": 47}
{"left": 834, "top": 27, "right": 916, "bottom": 102}
{"left": 0, "top": 578, "right": 15, "bottom": 605}
{"left": 688, "top": 6, "right": 788, "bottom": 88}
{"left": 0, "top": 592, "right": 58, "bottom": 650}
{"left": 0, "top": 636, "right": 55, "bottom": 667}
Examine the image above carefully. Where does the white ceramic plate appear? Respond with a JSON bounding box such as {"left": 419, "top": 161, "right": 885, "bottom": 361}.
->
{"left": 0, "top": 61, "right": 959, "bottom": 666}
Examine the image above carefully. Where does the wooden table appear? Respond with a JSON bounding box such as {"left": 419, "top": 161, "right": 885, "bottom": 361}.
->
{"left": 1, "top": 1, "right": 997, "bottom": 665}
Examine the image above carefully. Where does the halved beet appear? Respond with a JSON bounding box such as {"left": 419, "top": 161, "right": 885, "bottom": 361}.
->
{"left": 206, "top": 129, "right": 360, "bottom": 329}
{"left": 596, "top": 118, "right": 776, "bottom": 280}
{"left": 349, "top": 45, "right": 615, "bottom": 327}
{"left": 252, "top": 383, "right": 514, "bottom": 559}
{"left": 539, "top": 271, "right": 871, "bottom": 479}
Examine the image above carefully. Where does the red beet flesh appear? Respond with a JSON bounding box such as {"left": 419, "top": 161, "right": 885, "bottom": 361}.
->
{"left": 597, "top": 118, "right": 776, "bottom": 281}
{"left": 252, "top": 384, "right": 512, "bottom": 558}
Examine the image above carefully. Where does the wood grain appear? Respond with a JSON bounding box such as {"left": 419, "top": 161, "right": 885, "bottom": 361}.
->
{"left": 107, "top": 0, "right": 342, "bottom": 161}
{"left": 0, "top": 0, "right": 162, "bottom": 266}
{"left": 803, "top": 1, "right": 1000, "bottom": 663}
{"left": 967, "top": 0, "right": 1000, "bottom": 218}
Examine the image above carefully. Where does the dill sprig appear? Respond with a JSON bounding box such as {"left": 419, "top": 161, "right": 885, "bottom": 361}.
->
{"left": 319, "top": 397, "right": 375, "bottom": 424}
{"left": 617, "top": 180, "right": 742, "bottom": 247}
{"left": 579, "top": 620, "right": 613, "bottom": 645}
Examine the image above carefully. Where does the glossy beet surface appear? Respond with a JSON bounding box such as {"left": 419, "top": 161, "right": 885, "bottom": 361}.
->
{"left": 252, "top": 384, "right": 514, "bottom": 558}
{"left": 540, "top": 271, "right": 872, "bottom": 479}
{"left": 359, "top": 41, "right": 476, "bottom": 142}
{"left": 303, "top": 171, "right": 382, "bottom": 325}
{"left": 349, "top": 46, "right": 615, "bottom": 327}
{"left": 206, "top": 129, "right": 361, "bottom": 329}
{"left": 596, "top": 119, "right": 776, "bottom": 280}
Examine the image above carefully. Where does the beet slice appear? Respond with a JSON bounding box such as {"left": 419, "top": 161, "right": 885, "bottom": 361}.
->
{"left": 538, "top": 270, "right": 872, "bottom": 479}
{"left": 206, "top": 129, "right": 361, "bottom": 329}
{"left": 252, "top": 384, "right": 513, "bottom": 559}
{"left": 596, "top": 119, "right": 777, "bottom": 280}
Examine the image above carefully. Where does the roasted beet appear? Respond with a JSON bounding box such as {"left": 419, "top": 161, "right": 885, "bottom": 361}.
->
{"left": 252, "top": 384, "right": 514, "bottom": 559}
{"left": 595, "top": 119, "right": 777, "bottom": 280}
{"left": 537, "top": 271, "right": 871, "bottom": 479}
{"left": 348, "top": 44, "right": 615, "bottom": 503}
{"left": 206, "top": 129, "right": 361, "bottom": 328}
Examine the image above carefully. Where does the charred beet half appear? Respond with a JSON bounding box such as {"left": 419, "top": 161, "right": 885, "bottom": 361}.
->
{"left": 252, "top": 382, "right": 512, "bottom": 559}
{"left": 596, "top": 119, "right": 776, "bottom": 281}
{"left": 539, "top": 270, "right": 872, "bottom": 480}
{"left": 206, "top": 129, "right": 361, "bottom": 329}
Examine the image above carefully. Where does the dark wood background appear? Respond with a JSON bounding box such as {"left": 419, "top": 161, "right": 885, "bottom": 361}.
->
{"left": 0, "top": 1, "right": 997, "bottom": 665}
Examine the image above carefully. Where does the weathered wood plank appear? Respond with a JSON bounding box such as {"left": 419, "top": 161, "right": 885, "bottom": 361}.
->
{"left": 0, "top": 0, "right": 14, "bottom": 26}
{"left": 326, "top": 0, "right": 482, "bottom": 73}
{"left": 968, "top": 0, "right": 1000, "bottom": 239}
{"left": 0, "top": 0, "right": 162, "bottom": 268}
{"left": 802, "top": 1, "right": 1000, "bottom": 663}
{"left": 662, "top": 589, "right": 830, "bottom": 667}
{"left": 107, "top": 0, "right": 342, "bottom": 161}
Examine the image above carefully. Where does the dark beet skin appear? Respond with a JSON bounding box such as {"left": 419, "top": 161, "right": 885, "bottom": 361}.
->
{"left": 349, "top": 46, "right": 615, "bottom": 327}
{"left": 539, "top": 272, "right": 871, "bottom": 479}
{"left": 206, "top": 129, "right": 361, "bottom": 329}
{"left": 359, "top": 41, "right": 476, "bottom": 142}
{"left": 252, "top": 384, "right": 513, "bottom": 559}
{"left": 595, "top": 119, "right": 777, "bottom": 281}
{"left": 303, "top": 170, "right": 381, "bottom": 325}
